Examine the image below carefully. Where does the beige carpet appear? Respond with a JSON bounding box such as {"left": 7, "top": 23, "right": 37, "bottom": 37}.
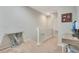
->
{"left": 0, "top": 37, "right": 62, "bottom": 53}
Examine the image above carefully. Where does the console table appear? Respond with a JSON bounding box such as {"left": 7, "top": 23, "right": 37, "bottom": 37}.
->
{"left": 62, "top": 37, "right": 79, "bottom": 53}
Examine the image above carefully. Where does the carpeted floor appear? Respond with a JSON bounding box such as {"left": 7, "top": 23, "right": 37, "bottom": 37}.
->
{"left": 0, "top": 37, "right": 62, "bottom": 53}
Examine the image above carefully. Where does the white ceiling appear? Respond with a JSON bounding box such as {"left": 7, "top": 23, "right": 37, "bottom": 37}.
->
{"left": 30, "top": 6, "right": 75, "bottom": 15}
{"left": 30, "top": 6, "right": 60, "bottom": 14}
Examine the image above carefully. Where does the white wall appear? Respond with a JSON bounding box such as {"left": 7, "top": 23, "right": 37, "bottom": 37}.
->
{"left": 0, "top": 7, "right": 41, "bottom": 41}
{"left": 38, "top": 13, "right": 57, "bottom": 32}
{"left": 0, "top": 6, "right": 57, "bottom": 43}
{"left": 76, "top": 7, "right": 79, "bottom": 20}
{"left": 38, "top": 13, "right": 57, "bottom": 42}
{"left": 57, "top": 6, "right": 76, "bottom": 45}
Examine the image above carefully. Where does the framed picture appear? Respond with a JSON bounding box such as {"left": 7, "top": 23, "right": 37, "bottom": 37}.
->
{"left": 61, "top": 13, "right": 72, "bottom": 22}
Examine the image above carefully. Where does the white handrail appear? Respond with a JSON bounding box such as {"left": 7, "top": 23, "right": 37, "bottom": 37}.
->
{"left": 36, "top": 27, "right": 40, "bottom": 45}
